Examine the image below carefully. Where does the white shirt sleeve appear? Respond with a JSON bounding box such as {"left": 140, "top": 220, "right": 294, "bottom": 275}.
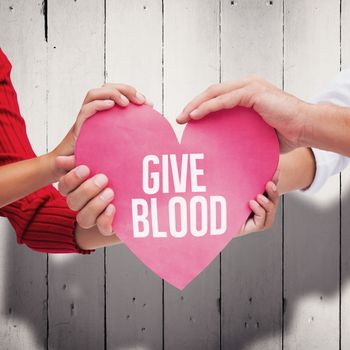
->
{"left": 302, "top": 69, "right": 350, "bottom": 194}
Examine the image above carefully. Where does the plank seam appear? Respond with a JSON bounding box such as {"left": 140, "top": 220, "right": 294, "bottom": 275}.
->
{"left": 219, "top": 0, "right": 223, "bottom": 349}
{"left": 282, "top": 2, "right": 285, "bottom": 350}
{"left": 339, "top": 2, "right": 342, "bottom": 349}
{"left": 42, "top": 0, "right": 48, "bottom": 42}
{"left": 162, "top": 1, "right": 165, "bottom": 349}
{"left": 46, "top": 254, "right": 49, "bottom": 350}
{"left": 104, "top": 2, "right": 107, "bottom": 350}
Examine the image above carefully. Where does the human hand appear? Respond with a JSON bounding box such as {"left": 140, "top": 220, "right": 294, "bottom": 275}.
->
{"left": 239, "top": 170, "right": 280, "bottom": 236}
{"left": 57, "top": 159, "right": 116, "bottom": 236}
{"left": 177, "top": 76, "right": 310, "bottom": 153}
{"left": 50, "top": 83, "right": 151, "bottom": 180}
{"left": 56, "top": 161, "right": 280, "bottom": 238}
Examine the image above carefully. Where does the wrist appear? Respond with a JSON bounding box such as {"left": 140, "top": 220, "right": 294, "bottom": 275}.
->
{"left": 42, "top": 151, "right": 61, "bottom": 183}
{"left": 296, "top": 102, "right": 319, "bottom": 148}
{"left": 297, "top": 102, "right": 331, "bottom": 149}
{"left": 75, "top": 225, "right": 121, "bottom": 250}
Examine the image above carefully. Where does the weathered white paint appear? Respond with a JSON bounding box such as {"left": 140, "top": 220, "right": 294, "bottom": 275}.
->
{"left": 284, "top": 1, "right": 341, "bottom": 349}
{"left": 0, "top": 1, "right": 348, "bottom": 349}
{"left": 105, "top": 1, "right": 163, "bottom": 349}
{"left": 47, "top": 1, "right": 105, "bottom": 349}
{"left": 0, "top": 1, "right": 48, "bottom": 350}
{"left": 341, "top": 1, "right": 350, "bottom": 349}
{"left": 220, "top": 1, "right": 283, "bottom": 349}
{"left": 162, "top": 1, "right": 221, "bottom": 349}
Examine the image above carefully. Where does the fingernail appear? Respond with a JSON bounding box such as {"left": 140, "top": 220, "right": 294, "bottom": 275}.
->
{"left": 258, "top": 194, "right": 269, "bottom": 204}
{"left": 119, "top": 95, "right": 129, "bottom": 106}
{"left": 176, "top": 111, "right": 184, "bottom": 119}
{"left": 136, "top": 92, "right": 145, "bottom": 102}
{"left": 250, "top": 200, "right": 259, "bottom": 209}
{"left": 104, "top": 99, "right": 115, "bottom": 106}
{"left": 190, "top": 109, "right": 199, "bottom": 117}
{"left": 94, "top": 174, "right": 108, "bottom": 188}
{"left": 100, "top": 188, "right": 114, "bottom": 201}
{"left": 105, "top": 204, "right": 114, "bottom": 216}
{"left": 273, "top": 169, "right": 280, "bottom": 183}
{"left": 271, "top": 183, "right": 277, "bottom": 192}
{"left": 176, "top": 113, "right": 188, "bottom": 124}
{"left": 75, "top": 165, "right": 89, "bottom": 178}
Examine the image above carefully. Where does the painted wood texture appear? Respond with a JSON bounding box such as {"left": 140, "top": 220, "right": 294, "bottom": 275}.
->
{"left": 46, "top": 1, "right": 105, "bottom": 349}
{"left": 220, "top": 1, "right": 283, "bottom": 349}
{"left": 341, "top": 1, "right": 350, "bottom": 349}
{"left": 105, "top": 1, "right": 163, "bottom": 349}
{"left": 283, "top": 1, "right": 341, "bottom": 349}
{"left": 0, "top": 1, "right": 48, "bottom": 349}
{"left": 0, "top": 1, "right": 348, "bottom": 349}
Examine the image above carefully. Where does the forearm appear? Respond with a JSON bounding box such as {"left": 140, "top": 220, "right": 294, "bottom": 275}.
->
{"left": 0, "top": 152, "right": 58, "bottom": 208}
{"left": 75, "top": 225, "right": 121, "bottom": 250}
{"left": 277, "top": 148, "right": 316, "bottom": 195}
{"left": 300, "top": 103, "right": 350, "bottom": 157}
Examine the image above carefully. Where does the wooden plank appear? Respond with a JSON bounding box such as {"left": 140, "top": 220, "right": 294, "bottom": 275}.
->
{"left": 220, "top": 1, "right": 283, "bottom": 349}
{"left": 162, "top": 1, "right": 221, "bottom": 349}
{"left": 341, "top": 1, "right": 350, "bottom": 349}
{"left": 284, "top": 1, "right": 340, "bottom": 349}
{"left": 46, "top": 1, "right": 105, "bottom": 349}
{"left": 0, "top": 1, "right": 48, "bottom": 349}
{"left": 105, "top": 1, "right": 163, "bottom": 349}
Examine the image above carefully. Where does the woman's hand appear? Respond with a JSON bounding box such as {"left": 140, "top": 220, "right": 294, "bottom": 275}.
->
{"left": 177, "top": 76, "right": 310, "bottom": 153}
{"left": 54, "top": 83, "right": 151, "bottom": 236}
{"left": 57, "top": 161, "right": 115, "bottom": 236}
{"left": 239, "top": 171, "right": 280, "bottom": 236}
{"left": 51, "top": 83, "right": 151, "bottom": 180}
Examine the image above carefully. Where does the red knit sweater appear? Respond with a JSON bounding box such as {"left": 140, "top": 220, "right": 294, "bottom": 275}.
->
{"left": 0, "top": 49, "right": 93, "bottom": 254}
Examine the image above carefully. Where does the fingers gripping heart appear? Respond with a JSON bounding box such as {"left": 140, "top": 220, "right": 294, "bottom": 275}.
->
{"left": 75, "top": 104, "right": 278, "bottom": 289}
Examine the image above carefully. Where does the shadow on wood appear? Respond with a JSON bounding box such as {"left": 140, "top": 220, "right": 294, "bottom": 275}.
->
{"left": 1, "top": 183, "right": 349, "bottom": 349}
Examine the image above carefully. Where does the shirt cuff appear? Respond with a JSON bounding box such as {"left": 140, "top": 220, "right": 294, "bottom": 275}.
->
{"left": 0, "top": 185, "right": 95, "bottom": 255}
{"left": 302, "top": 148, "right": 340, "bottom": 194}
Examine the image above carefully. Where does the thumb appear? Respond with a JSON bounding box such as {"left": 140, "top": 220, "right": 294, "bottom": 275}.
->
{"left": 55, "top": 155, "right": 76, "bottom": 172}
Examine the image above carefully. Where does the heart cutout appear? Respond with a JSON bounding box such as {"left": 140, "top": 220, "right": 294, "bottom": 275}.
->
{"left": 75, "top": 104, "right": 279, "bottom": 289}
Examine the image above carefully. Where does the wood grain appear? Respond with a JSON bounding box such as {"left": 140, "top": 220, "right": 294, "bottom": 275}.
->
{"left": 220, "top": 1, "right": 283, "bottom": 349}
{"left": 163, "top": 1, "right": 221, "bottom": 349}
{"left": 46, "top": 1, "right": 105, "bottom": 349}
{"left": 0, "top": 1, "right": 348, "bottom": 349}
{"left": 0, "top": 1, "right": 48, "bottom": 349}
{"left": 284, "top": 1, "right": 340, "bottom": 349}
{"left": 105, "top": 1, "right": 163, "bottom": 349}
{"left": 341, "top": 0, "right": 350, "bottom": 348}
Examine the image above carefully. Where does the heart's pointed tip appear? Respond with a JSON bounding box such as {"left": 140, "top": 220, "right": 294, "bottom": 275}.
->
{"left": 164, "top": 278, "right": 192, "bottom": 291}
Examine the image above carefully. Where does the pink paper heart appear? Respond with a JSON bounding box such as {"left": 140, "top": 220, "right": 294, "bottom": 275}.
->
{"left": 75, "top": 104, "right": 279, "bottom": 289}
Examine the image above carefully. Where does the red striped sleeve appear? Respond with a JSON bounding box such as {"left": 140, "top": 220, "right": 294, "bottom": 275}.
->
{"left": 0, "top": 48, "right": 94, "bottom": 254}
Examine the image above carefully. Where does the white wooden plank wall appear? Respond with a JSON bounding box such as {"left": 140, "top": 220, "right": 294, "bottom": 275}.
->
{"left": 220, "top": 1, "right": 283, "bottom": 349}
{"left": 162, "top": 2, "right": 221, "bottom": 349}
{"left": 47, "top": 1, "right": 105, "bottom": 349}
{"left": 341, "top": 1, "right": 350, "bottom": 349}
{"left": 283, "top": 1, "right": 341, "bottom": 349}
{"left": 105, "top": 1, "right": 163, "bottom": 349}
{"left": 0, "top": 1, "right": 349, "bottom": 349}
{"left": 0, "top": 1, "right": 48, "bottom": 349}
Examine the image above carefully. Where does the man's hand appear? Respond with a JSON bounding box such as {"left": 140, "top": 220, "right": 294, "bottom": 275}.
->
{"left": 177, "top": 76, "right": 309, "bottom": 153}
